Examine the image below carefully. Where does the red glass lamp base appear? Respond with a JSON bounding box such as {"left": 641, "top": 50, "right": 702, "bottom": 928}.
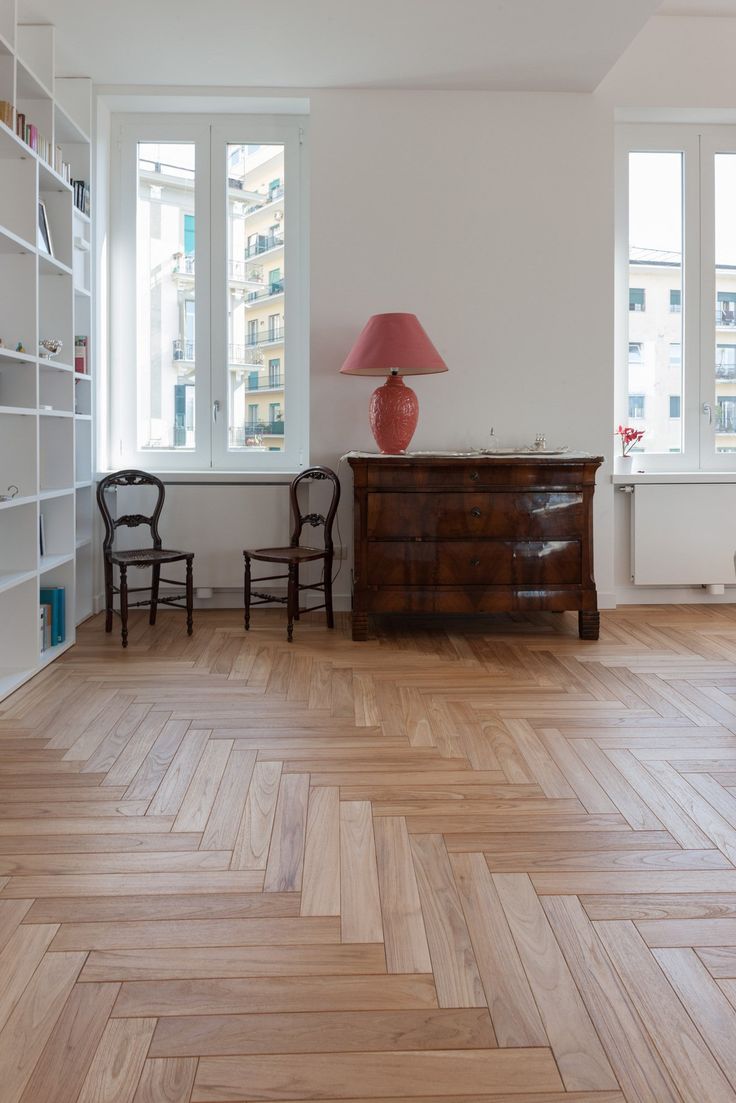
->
{"left": 369, "top": 374, "right": 419, "bottom": 454}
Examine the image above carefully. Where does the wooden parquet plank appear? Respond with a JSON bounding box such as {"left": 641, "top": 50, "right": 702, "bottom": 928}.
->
{"left": 374, "top": 816, "right": 431, "bottom": 973}
{"left": 301, "top": 786, "right": 341, "bottom": 917}
{"left": 200, "top": 747, "right": 257, "bottom": 850}
{"left": 451, "top": 853, "right": 545, "bottom": 1048}
{"left": 340, "top": 800, "right": 383, "bottom": 943}
{"left": 112, "top": 974, "right": 440, "bottom": 1017}
{"left": 18, "top": 981, "right": 120, "bottom": 1103}
{"left": 172, "top": 737, "right": 232, "bottom": 831}
{"left": 0, "top": 923, "right": 59, "bottom": 1031}
{"left": 0, "top": 951, "right": 85, "bottom": 1103}
{"left": 492, "top": 873, "right": 617, "bottom": 1091}
{"left": 75, "top": 1016, "right": 156, "bottom": 1103}
{"left": 49, "top": 915, "right": 340, "bottom": 950}
{"left": 150, "top": 1008, "right": 497, "bottom": 1058}
{"left": 264, "top": 773, "right": 310, "bottom": 892}
{"left": 231, "top": 760, "right": 282, "bottom": 870}
{"left": 409, "top": 834, "right": 485, "bottom": 1008}
{"left": 132, "top": 1057, "right": 198, "bottom": 1103}
{"left": 146, "top": 729, "right": 210, "bottom": 817}
{"left": 192, "top": 1048, "right": 564, "bottom": 1101}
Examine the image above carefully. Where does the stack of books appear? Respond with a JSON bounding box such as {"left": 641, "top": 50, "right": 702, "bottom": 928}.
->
{"left": 39, "top": 587, "right": 65, "bottom": 653}
{"left": 0, "top": 100, "right": 72, "bottom": 178}
{"left": 0, "top": 100, "right": 13, "bottom": 129}
{"left": 71, "top": 179, "right": 90, "bottom": 216}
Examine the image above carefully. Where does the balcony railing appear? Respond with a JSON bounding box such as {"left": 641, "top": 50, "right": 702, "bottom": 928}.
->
{"left": 228, "top": 344, "right": 264, "bottom": 366}
{"left": 247, "top": 281, "right": 285, "bottom": 304}
{"left": 173, "top": 254, "right": 196, "bottom": 276}
{"left": 245, "top": 234, "right": 284, "bottom": 258}
{"left": 716, "top": 363, "right": 736, "bottom": 381}
{"left": 173, "top": 338, "right": 194, "bottom": 361}
{"left": 717, "top": 307, "right": 736, "bottom": 326}
{"left": 230, "top": 420, "right": 284, "bottom": 445}
{"left": 244, "top": 326, "right": 284, "bottom": 347}
{"left": 717, "top": 414, "right": 736, "bottom": 433}
{"left": 244, "top": 374, "right": 283, "bottom": 391}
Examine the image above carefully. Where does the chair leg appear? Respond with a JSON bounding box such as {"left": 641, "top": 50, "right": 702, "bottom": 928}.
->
{"left": 119, "top": 565, "right": 129, "bottom": 649}
{"left": 243, "top": 555, "right": 251, "bottom": 631}
{"left": 104, "top": 558, "right": 113, "bottom": 633}
{"left": 324, "top": 553, "right": 335, "bottom": 629}
{"left": 287, "top": 563, "right": 298, "bottom": 642}
{"left": 294, "top": 565, "right": 300, "bottom": 620}
{"left": 186, "top": 557, "right": 194, "bottom": 636}
{"left": 149, "top": 564, "right": 160, "bottom": 626}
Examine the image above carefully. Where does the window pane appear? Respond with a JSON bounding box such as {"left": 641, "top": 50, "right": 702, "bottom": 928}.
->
{"left": 226, "top": 143, "right": 285, "bottom": 452}
{"left": 715, "top": 154, "right": 736, "bottom": 453}
{"left": 628, "top": 152, "right": 683, "bottom": 453}
{"left": 137, "top": 142, "right": 196, "bottom": 450}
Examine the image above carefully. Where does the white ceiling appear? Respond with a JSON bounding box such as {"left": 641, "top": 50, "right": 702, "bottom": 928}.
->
{"left": 17, "top": 0, "right": 663, "bottom": 92}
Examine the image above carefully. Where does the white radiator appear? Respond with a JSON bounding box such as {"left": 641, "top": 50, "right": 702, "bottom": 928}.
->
{"left": 632, "top": 483, "right": 736, "bottom": 586}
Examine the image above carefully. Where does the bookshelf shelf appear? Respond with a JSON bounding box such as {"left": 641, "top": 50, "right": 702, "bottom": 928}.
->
{"left": 0, "top": 15, "right": 93, "bottom": 704}
{"left": 40, "top": 552, "right": 74, "bottom": 573}
{"left": 0, "top": 567, "right": 36, "bottom": 594}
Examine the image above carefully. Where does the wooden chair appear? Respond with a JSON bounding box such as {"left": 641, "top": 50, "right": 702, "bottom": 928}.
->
{"left": 96, "top": 469, "right": 194, "bottom": 648}
{"left": 244, "top": 466, "right": 341, "bottom": 641}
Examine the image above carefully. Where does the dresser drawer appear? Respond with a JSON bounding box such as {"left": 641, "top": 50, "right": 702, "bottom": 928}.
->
{"left": 366, "top": 491, "right": 584, "bottom": 540}
{"left": 365, "top": 539, "right": 582, "bottom": 587}
{"left": 364, "top": 462, "right": 589, "bottom": 491}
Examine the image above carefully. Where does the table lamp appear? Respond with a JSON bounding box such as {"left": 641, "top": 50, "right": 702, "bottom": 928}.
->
{"left": 340, "top": 312, "right": 448, "bottom": 453}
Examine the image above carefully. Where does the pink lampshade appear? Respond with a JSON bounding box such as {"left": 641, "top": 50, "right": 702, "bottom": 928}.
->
{"left": 340, "top": 313, "right": 448, "bottom": 377}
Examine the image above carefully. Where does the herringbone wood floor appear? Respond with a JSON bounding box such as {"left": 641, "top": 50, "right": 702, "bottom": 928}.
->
{"left": 3, "top": 608, "right": 736, "bottom": 1101}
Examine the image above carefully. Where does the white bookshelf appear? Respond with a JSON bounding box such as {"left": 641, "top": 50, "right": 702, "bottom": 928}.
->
{"left": 0, "top": 1, "right": 92, "bottom": 701}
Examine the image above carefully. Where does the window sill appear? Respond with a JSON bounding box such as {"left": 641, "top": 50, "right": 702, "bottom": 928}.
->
{"left": 612, "top": 471, "right": 736, "bottom": 485}
{"left": 96, "top": 470, "right": 299, "bottom": 485}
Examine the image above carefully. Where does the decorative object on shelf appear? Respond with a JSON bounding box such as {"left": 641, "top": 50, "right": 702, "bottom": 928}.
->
{"left": 0, "top": 338, "right": 4, "bottom": 348}
{"left": 616, "top": 424, "right": 645, "bottom": 474}
{"left": 39, "top": 514, "right": 45, "bottom": 556}
{"left": 0, "top": 485, "right": 19, "bottom": 502}
{"left": 15, "top": 343, "right": 25, "bottom": 353}
{"left": 37, "top": 201, "right": 53, "bottom": 256}
{"left": 340, "top": 313, "right": 448, "bottom": 454}
{"left": 39, "top": 338, "right": 63, "bottom": 360}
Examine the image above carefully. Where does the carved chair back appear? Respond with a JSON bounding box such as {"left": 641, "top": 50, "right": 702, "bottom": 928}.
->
{"left": 289, "top": 466, "right": 341, "bottom": 552}
{"left": 97, "top": 470, "right": 166, "bottom": 555}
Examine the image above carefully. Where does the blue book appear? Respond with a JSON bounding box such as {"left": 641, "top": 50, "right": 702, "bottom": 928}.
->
{"left": 40, "top": 587, "right": 65, "bottom": 646}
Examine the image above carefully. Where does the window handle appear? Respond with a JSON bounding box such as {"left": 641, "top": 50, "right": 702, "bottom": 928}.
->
{"left": 703, "top": 402, "right": 713, "bottom": 425}
{"left": 212, "top": 399, "right": 220, "bottom": 423}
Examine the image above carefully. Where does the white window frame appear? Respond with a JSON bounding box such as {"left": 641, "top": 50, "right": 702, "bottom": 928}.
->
{"left": 109, "top": 112, "right": 308, "bottom": 472}
{"left": 617, "top": 123, "right": 736, "bottom": 472}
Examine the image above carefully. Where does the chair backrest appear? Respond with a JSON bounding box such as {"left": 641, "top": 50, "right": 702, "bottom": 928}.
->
{"left": 289, "top": 466, "right": 341, "bottom": 552}
{"left": 96, "top": 470, "right": 165, "bottom": 554}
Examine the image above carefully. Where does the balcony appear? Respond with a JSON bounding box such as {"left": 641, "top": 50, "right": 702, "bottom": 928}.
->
{"left": 716, "top": 363, "right": 736, "bottom": 382}
{"left": 716, "top": 306, "right": 736, "bottom": 327}
{"left": 173, "top": 338, "right": 194, "bottom": 361}
{"left": 229, "top": 344, "right": 264, "bottom": 366}
{"left": 244, "top": 326, "right": 284, "bottom": 347}
{"left": 173, "top": 254, "right": 195, "bottom": 276}
{"left": 245, "top": 234, "right": 284, "bottom": 258}
{"left": 230, "top": 420, "right": 284, "bottom": 446}
{"left": 246, "top": 281, "right": 285, "bottom": 306}
{"left": 244, "top": 374, "right": 283, "bottom": 392}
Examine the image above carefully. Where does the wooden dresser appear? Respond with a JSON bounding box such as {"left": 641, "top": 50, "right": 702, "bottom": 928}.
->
{"left": 348, "top": 453, "right": 603, "bottom": 641}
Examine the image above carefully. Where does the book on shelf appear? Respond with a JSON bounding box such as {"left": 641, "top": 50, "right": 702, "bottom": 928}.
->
{"left": 40, "top": 587, "right": 65, "bottom": 647}
{"left": 39, "top": 514, "right": 45, "bottom": 557}
{"left": 74, "top": 336, "right": 88, "bottom": 374}
{"left": 0, "top": 100, "right": 13, "bottom": 129}
{"left": 71, "top": 179, "right": 90, "bottom": 216}
{"left": 39, "top": 604, "right": 52, "bottom": 653}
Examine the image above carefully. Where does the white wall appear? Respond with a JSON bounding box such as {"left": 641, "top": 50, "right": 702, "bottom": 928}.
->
{"left": 307, "top": 89, "right": 615, "bottom": 605}
{"left": 97, "top": 89, "right": 617, "bottom": 609}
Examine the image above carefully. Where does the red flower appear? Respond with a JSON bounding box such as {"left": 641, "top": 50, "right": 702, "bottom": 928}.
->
{"left": 617, "top": 425, "right": 645, "bottom": 455}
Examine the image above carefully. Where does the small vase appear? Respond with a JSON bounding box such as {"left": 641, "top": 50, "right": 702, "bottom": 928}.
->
{"left": 615, "top": 454, "right": 633, "bottom": 475}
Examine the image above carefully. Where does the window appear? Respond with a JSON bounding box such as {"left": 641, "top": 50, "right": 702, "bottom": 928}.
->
{"left": 110, "top": 114, "right": 307, "bottom": 471}
{"left": 629, "top": 394, "right": 645, "bottom": 419}
{"left": 618, "top": 125, "right": 736, "bottom": 470}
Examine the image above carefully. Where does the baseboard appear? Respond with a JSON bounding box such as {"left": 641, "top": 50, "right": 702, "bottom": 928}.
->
{"left": 615, "top": 585, "right": 736, "bottom": 605}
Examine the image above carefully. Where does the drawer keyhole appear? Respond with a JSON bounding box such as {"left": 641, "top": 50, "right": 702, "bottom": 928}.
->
{"left": 469, "top": 471, "right": 479, "bottom": 481}
{"left": 470, "top": 557, "right": 481, "bottom": 567}
{"left": 470, "top": 507, "right": 481, "bottom": 518}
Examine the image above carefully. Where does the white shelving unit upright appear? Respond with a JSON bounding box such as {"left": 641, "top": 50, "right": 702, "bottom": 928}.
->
{"left": 0, "top": 2, "right": 93, "bottom": 701}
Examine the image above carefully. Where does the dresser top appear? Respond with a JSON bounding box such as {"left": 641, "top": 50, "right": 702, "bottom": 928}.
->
{"left": 345, "top": 450, "right": 604, "bottom": 465}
